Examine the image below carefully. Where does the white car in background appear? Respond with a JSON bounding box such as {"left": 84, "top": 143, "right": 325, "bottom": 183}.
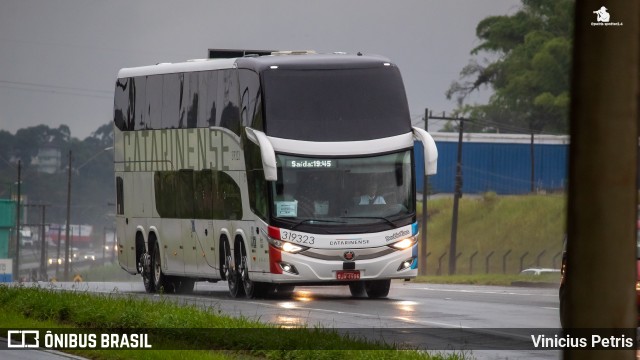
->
{"left": 520, "top": 268, "right": 560, "bottom": 276}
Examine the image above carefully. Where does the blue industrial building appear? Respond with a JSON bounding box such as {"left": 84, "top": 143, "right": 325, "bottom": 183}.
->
{"left": 415, "top": 133, "right": 569, "bottom": 195}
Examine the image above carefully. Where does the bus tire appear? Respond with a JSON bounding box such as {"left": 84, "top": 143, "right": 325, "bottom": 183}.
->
{"left": 137, "top": 233, "right": 154, "bottom": 293}
{"left": 139, "top": 251, "right": 154, "bottom": 293}
{"left": 237, "top": 240, "right": 258, "bottom": 298}
{"left": 152, "top": 241, "right": 174, "bottom": 293}
{"left": 237, "top": 240, "right": 274, "bottom": 299}
{"left": 222, "top": 237, "right": 244, "bottom": 298}
{"left": 348, "top": 282, "right": 366, "bottom": 298}
{"left": 365, "top": 279, "right": 391, "bottom": 298}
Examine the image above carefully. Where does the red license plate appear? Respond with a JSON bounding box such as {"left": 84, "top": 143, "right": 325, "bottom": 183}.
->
{"left": 336, "top": 270, "right": 360, "bottom": 280}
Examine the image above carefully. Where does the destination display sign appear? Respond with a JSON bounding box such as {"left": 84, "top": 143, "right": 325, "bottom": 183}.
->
{"left": 285, "top": 159, "right": 335, "bottom": 169}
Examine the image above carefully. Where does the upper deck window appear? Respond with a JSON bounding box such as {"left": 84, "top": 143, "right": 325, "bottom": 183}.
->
{"left": 262, "top": 67, "right": 411, "bottom": 141}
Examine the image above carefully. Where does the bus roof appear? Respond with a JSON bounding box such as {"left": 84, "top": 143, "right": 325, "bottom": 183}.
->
{"left": 117, "top": 53, "right": 395, "bottom": 79}
{"left": 236, "top": 53, "right": 394, "bottom": 72}
{"left": 117, "top": 58, "right": 236, "bottom": 78}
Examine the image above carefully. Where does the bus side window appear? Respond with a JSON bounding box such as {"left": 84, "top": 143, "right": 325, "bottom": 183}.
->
{"left": 219, "top": 69, "right": 241, "bottom": 135}
{"left": 114, "top": 78, "right": 129, "bottom": 131}
{"left": 147, "top": 75, "right": 163, "bottom": 130}
{"left": 116, "top": 177, "right": 124, "bottom": 215}
{"left": 134, "top": 76, "right": 147, "bottom": 130}
{"left": 183, "top": 72, "right": 199, "bottom": 128}
{"left": 198, "top": 71, "right": 218, "bottom": 128}
{"left": 162, "top": 74, "right": 180, "bottom": 129}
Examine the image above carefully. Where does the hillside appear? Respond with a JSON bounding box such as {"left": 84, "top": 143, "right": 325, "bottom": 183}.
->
{"left": 419, "top": 193, "right": 566, "bottom": 275}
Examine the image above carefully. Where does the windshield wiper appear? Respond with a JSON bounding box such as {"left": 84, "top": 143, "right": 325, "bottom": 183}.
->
{"left": 340, "top": 216, "right": 397, "bottom": 228}
{"left": 290, "top": 218, "right": 346, "bottom": 230}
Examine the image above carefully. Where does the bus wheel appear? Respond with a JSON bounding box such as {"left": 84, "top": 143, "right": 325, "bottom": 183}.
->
{"left": 152, "top": 241, "right": 174, "bottom": 293}
{"left": 348, "top": 282, "right": 366, "bottom": 298}
{"left": 364, "top": 279, "right": 390, "bottom": 299}
{"left": 139, "top": 251, "right": 154, "bottom": 293}
{"left": 237, "top": 241, "right": 271, "bottom": 299}
{"left": 222, "top": 238, "right": 244, "bottom": 298}
{"left": 238, "top": 240, "right": 257, "bottom": 298}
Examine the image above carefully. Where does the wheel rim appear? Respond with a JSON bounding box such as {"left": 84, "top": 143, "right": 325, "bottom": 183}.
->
{"left": 222, "top": 241, "right": 231, "bottom": 280}
{"left": 239, "top": 242, "right": 253, "bottom": 295}
{"left": 153, "top": 246, "right": 161, "bottom": 284}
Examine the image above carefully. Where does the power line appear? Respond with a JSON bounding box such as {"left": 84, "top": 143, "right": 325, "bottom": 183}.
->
{"left": 0, "top": 79, "right": 112, "bottom": 100}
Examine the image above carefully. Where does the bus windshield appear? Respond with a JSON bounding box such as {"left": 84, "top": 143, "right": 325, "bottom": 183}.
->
{"left": 270, "top": 150, "right": 415, "bottom": 231}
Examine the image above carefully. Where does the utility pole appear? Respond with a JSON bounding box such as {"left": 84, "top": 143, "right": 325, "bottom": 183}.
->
{"left": 530, "top": 133, "right": 535, "bottom": 193}
{"left": 419, "top": 108, "right": 429, "bottom": 276}
{"left": 14, "top": 160, "right": 21, "bottom": 281}
{"left": 429, "top": 112, "right": 466, "bottom": 275}
{"left": 64, "top": 150, "right": 72, "bottom": 281}
{"left": 40, "top": 204, "right": 46, "bottom": 280}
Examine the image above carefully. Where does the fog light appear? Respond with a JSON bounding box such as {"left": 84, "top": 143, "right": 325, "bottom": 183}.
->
{"left": 279, "top": 262, "right": 299, "bottom": 275}
{"left": 397, "top": 257, "right": 416, "bottom": 271}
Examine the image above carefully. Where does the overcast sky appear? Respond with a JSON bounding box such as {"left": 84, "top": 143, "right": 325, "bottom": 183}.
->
{"left": 0, "top": 0, "right": 520, "bottom": 139}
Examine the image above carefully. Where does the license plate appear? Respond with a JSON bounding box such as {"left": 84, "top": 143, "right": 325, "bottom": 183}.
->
{"left": 336, "top": 270, "right": 360, "bottom": 280}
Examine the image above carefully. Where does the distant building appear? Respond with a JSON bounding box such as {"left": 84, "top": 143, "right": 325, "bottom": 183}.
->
{"left": 32, "top": 146, "right": 61, "bottom": 174}
{"left": 0, "top": 199, "right": 16, "bottom": 259}
{"left": 415, "top": 132, "right": 570, "bottom": 195}
{"left": 47, "top": 224, "right": 93, "bottom": 247}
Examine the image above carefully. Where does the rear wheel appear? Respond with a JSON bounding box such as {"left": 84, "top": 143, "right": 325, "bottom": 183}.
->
{"left": 238, "top": 240, "right": 274, "bottom": 298}
{"left": 365, "top": 279, "right": 391, "bottom": 298}
{"left": 152, "top": 241, "right": 174, "bottom": 293}
{"left": 136, "top": 233, "right": 154, "bottom": 293}
{"left": 222, "top": 238, "right": 243, "bottom": 298}
{"left": 139, "top": 251, "right": 154, "bottom": 293}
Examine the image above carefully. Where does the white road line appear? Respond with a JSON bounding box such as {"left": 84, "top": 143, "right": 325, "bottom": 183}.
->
{"left": 412, "top": 286, "right": 557, "bottom": 297}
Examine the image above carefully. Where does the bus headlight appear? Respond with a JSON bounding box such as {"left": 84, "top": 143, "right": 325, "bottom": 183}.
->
{"left": 268, "top": 238, "right": 308, "bottom": 254}
{"left": 266, "top": 226, "right": 308, "bottom": 254}
{"left": 389, "top": 236, "right": 418, "bottom": 250}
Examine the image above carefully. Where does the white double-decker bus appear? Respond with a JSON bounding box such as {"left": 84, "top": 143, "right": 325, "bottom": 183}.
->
{"left": 113, "top": 50, "right": 437, "bottom": 298}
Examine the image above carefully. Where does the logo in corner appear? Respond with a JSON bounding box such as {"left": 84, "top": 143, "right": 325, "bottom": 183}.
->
{"left": 7, "top": 330, "right": 40, "bottom": 348}
{"left": 593, "top": 6, "right": 610, "bottom": 22}
{"left": 591, "top": 5, "right": 622, "bottom": 26}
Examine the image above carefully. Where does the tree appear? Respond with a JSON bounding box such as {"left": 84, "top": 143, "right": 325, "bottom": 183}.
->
{"left": 446, "top": 0, "right": 573, "bottom": 134}
{"left": 0, "top": 122, "right": 115, "bottom": 235}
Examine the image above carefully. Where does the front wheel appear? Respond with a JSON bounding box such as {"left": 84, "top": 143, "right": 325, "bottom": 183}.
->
{"left": 365, "top": 279, "right": 391, "bottom": 298}
{"left": 349, "top": 282, "right": 366, "bottom": 298}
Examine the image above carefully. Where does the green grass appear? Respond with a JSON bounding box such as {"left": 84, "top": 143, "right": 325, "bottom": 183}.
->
{"left": 413, "top": 273, "right": 561, "bottom": 286}
{"left": 0, "top": 284, "right": 467, "bottom": 360}
{"left": 417, "top": 193, "right": 566, "bottom": 276}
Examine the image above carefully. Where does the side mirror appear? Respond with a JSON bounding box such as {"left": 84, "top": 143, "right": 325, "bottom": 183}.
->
{"left": 412, "top": 127, "right": 438, "bottom": 175}
{"left": 245, "top": 127, "right": 278, "bottom": 181}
